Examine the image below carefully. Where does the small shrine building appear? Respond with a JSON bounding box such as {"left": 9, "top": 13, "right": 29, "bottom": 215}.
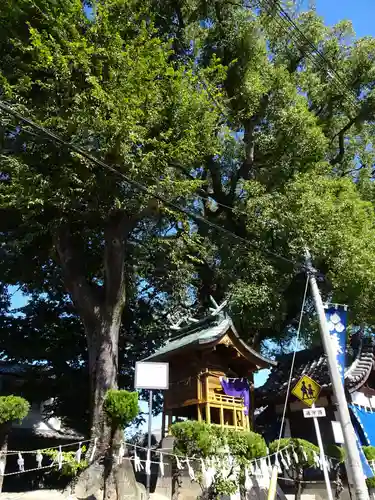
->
{"left": 255, "top": 334, "right": 375, "bottom": 448}
{"left": 143, "top": 300, "right": 276, "bottom": 436}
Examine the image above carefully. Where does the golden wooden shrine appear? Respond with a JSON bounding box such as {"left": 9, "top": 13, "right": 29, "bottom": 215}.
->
{"left": 143, "top": 300, "right": 276, "bottom": 435}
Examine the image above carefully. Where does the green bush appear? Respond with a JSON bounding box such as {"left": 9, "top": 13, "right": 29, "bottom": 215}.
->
{"left": 326, "top": 444, "right": 346, "bottom": 464}
{"left": 226, "top": 429, "right": 267, "bottom": 463}
{"left": 44, "top": 447, "right": 88, "bottom": 477}
{"left": 103, "top": 389, "right": 139, "bottom": 428}
{"left": 362, "top": 446, "right": 375, "bottom": 489}
{"left": 171, "top": 421, "right": 267, "bottom": 497}
{"left": 170, "top": 421, "right": 267, "bottom": 461}
{"left": 171, "top": 420, "right": 224, "bottom": 458}
{"left": 363, "top": 446, "right": 375, "bottom": 461}
{"left": 0, "top": 395, "right": 30, "bottom": 425}
{"left": 171, "top": 420, "right": 267, "bottom": 498}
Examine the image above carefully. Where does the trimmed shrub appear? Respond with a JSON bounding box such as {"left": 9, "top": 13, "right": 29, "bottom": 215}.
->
{"left": 0, "top": 396, "right": 30, "bottom": 425}
{"left": 103, "top": 389, "right": 139, "bottom": 428}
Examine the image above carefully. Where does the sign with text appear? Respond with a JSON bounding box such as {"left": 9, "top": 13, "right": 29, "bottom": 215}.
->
{"left": 303, "top": 407, "right": 326, "bottom": 418}
{"left": 134, "top": 361, "right": 169, "bottom": 390}
{"left": 292, "top": 375, "right": 321, "bottom": 407}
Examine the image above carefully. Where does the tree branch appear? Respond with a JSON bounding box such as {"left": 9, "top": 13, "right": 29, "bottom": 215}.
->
{"left": 228, "top": 93, "right": 270, "bottom": 204}
{"left": 103, "top": 210, "right": 136, "bottom": 312}
{"left": 54, "top": 224, "right": 100, "bottom": 325}
{"left": 330, "top": 116, "right": 357, "bottom": 166}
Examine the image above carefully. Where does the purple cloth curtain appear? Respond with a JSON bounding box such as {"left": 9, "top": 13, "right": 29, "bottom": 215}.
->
{"left": 220, "top": 378, "right": 250, "bottom": 415}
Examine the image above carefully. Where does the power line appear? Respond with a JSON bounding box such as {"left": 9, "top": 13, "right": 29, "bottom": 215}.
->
{"left": 0, "top": 100, "right": 302, "bottom": 270}
{"left": 2, "top": 3, "right": 356, "bottom": 273}
{"left": 260, "top": 0, "right": 365, "bottom": 114}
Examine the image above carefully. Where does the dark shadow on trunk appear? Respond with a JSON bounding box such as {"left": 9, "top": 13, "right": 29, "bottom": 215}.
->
{"left": 0, "top": 423, "right": 10, "bottom": 492}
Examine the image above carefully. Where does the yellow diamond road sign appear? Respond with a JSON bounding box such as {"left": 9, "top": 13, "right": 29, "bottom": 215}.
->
{"left": 291, "top": 375, "right": 321, "bottom": 407}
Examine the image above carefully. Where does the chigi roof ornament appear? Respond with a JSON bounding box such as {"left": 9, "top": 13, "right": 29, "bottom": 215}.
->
{"left": 167, "top": 296, "right": 228, "bottom": 331}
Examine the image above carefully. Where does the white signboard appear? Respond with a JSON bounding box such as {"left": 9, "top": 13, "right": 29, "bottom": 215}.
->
{"left": 332, "top": 420, "right": 344, "bottom": 444}
{"left": 134, "top": 361, "right": 169, "bottom": 390}
{"left": 303, "top": 407, "right": 326, "bottom": 418}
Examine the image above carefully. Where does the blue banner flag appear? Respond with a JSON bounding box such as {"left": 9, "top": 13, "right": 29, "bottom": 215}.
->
{"left": 350, "top": 406, "right": 375, "bottom": 479}
{"left": 325, "top": 306, "right": 347, "bottom": 384}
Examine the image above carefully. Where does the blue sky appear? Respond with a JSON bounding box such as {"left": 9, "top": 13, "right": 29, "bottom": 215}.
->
{"left": 10, "top": 0, "right": 375, "bottom": 433}
{"left": 315, "top": 0, "right": 375, "bottom": 38}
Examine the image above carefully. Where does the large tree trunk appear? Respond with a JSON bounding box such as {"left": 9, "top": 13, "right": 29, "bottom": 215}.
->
{"left": 88, "top": 315, "right": 121, "bottom": 457}
{"left": 55, "top": 211, "right": 138, "bottom": 499}
{"left": 0, "top": 425, "right": 9, "bottom": 492}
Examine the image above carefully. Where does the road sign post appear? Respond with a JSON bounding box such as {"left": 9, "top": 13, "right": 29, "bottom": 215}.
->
{"left": 303, "top": 407, "right": 326, "bottom": 418}
{"left": 135, "top": 362, "right": 169, "bottom": 499}
{"left": 292, "top": 376, "right": 333, "bottom": 500}
{"left": 311, "top": 404, "right": 334, "bottom": 500}
{"left": 291, "top": 374, "right": 321, "bottom": 407}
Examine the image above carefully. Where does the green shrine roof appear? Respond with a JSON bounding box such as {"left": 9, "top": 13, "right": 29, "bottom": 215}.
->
{"left": 143, "top": 316, "right": 232, "bottom": 361}
{"left": 143, "top": 303, "right": 276, "bottom": 368}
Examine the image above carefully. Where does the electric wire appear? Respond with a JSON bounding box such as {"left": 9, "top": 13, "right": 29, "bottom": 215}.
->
{"left": 2, "top": 2, "right": 355, "bottom": 271}
{"left": 259, "top": 0, "right": 367, "bottom": 115}
{"left": 274, "top": 275, "right": 309, "bottom": 456}
{"left": 0, "top": 100, "right": 302, "bottom": 270}
{"left": 167, "top": 0, "right": 364, "bottom": 222}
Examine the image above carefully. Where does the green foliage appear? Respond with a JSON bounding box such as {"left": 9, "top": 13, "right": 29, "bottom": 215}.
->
{"left": 171, "top": 420, "right": 267, "bottom": 461}
{"left": 170, "top": 420, "right": 223, "bottom": 458}
{"left": 212, "top": 475, "right": 238, "bottom": 496}
{"left": 0, "top": 396, "right": 30, "bottom": 425}
{"left": 326, "top": 444, "right": 346, "bottom": 464}
{"left": 362, "top": 446, "right": 375, "bottom": 489}
{"left": 44, "top": 446, "right": 88, "bottom": 477}
{"left": 269, "top": 438, "right": 319, "bottom": 468}
{"left": 103, "top": 390, "right": 139, "bottom": 428}
{"left": 363, "top": 446, "right": 375, "bottom": 461}
{"left": 226, "top": 428, "right": 267, "bottom": 463}
{"left": 171, "top": 420, "right": 266, "bottom": 496}
{"left": 2, "top": 0, "right": 375, "bottom": 447}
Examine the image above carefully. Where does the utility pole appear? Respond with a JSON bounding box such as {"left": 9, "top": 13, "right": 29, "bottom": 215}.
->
{"left": 305, "top": 249, "right": 369, "bottom": 500}
{"left": 146, "top": 390, "right": 153, "bottom": 500}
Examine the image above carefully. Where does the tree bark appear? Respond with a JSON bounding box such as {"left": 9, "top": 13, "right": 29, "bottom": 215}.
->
{"left": 0, "top": 425, "right": 9, "bottom": 493}
{"left": 295, "top": 469, "right": 303, "bottom": 500}
{"left": 55, "top": 211, "right": 137, "bottom": 499}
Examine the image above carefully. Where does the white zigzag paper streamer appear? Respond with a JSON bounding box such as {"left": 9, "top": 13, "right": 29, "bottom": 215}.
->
{"left": 57, "top": 446, "right": 63, "bottom": 470}
{"left": 36, "top": 451, "right": 43, "bottom": 469}
{"left": 17, "top": 452, "right": 24, "bottom": 472}
{"left": 134, "top": 449, "right": 143, "bottom": 472}
{"left": 280, "top": 451, "right": 288, "bottom": 469}
{"left": 244, "top": 467, "right": 252, "bottom": 490}
{"left": 75, "top": 443, "right": 82, "bottom": 464}
{"left": 117, "top": 442, "right": 125, "bottom": 465}
{"left": 145, "top": 450, "right": 151, "bottom": 476}
{"left": 285, "top": 450, "right": 292, "bottom": 467}
{"left": 159, "top": 453, "right": 164, "bottom": 477}
{"left": 186, "top": 457, "right": 195, "bottom": 481}
{"left": 89, "top": 438, "right": 97, "bottom": 463}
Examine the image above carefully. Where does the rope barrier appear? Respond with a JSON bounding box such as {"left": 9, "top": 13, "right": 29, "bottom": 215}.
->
{"left": 6, "top": 438, "right": 94, "bottom": 456}
{"left": 0, "top": 432, "right": 344, "bottom": 479}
